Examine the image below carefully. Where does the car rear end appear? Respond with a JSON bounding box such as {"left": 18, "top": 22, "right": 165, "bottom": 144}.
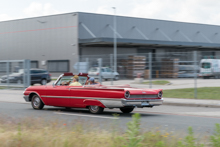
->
{"left": 121, "top": 89, "right": 163, "bottom": 108}
{"left": 46, "top": 72, "right": 51, "bottom": 83}
{"left": 88, "top": 67, "right": 99, "bottom": 79}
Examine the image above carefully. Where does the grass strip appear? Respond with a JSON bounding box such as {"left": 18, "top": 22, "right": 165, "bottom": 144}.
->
{"left": 163, "top": 87, "right": 220, "bottom": 99}
{"left": 142, "top": 80, "right": 170, "bottom": 85}
{"left": 0, "top": 114, "right": 219, "bottom": 147}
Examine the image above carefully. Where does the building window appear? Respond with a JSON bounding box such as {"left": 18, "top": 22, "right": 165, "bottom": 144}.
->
{"left": 47, "top": 60, "right": 69, "bottom": 72}
{"left": 31, "top": 61, "right": 38, "bottom": 68}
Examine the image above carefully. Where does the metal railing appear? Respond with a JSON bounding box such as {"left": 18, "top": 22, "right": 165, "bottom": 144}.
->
{"left": 0, "top": 60, "right": 30, "bottom": 88}
{"left": 73, "top": 51, "right": 220, "bottom": 98}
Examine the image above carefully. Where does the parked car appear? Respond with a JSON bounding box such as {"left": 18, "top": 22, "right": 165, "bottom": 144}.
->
{"left": 23, "top": 72, "right": 163, "bottom": 114}
{"left": 178, "top": 65, "right": 199, "bottom": 78}
{"left": 199, "top": 59, "right": 220, "bottom": 79}
{"left": 88, "top": 67, "right": 119, "bottom": 80}
{"left": 0, "top": 68, "right": 51, "bottom": 85}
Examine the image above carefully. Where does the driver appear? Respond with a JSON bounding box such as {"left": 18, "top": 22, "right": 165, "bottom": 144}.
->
{"left": 69, "top": 75, "right": 82, "bottom": 86}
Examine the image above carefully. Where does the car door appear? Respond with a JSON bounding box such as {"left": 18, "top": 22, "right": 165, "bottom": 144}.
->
{"left": 69, "top": 87, "right": 85, "bottom": 108}
{"left": 106, "top": 68, "right": 113, "bottom": 79}
{"left": 30, "top": 70, "right": 37, "bottom": 83}
{"left": 30, "top": 69, "right": 41, "bottom": 83}
{"left": 45, "top": 85, "right": 72, "bottom": 107}
{"left": 101, "top": 68, "right": 107, "bottom": 79}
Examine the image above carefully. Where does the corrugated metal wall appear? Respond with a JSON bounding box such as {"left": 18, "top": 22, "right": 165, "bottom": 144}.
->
{"left": 0, "top": 13, "right": 79, "bottom": 76}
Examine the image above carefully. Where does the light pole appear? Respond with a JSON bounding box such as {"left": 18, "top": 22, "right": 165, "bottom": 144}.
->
{"left": 112, "top": 7, "right": 117, "bottom": 73}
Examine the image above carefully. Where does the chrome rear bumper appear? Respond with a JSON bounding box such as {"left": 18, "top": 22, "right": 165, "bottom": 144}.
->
{"left": 100, "top": 98, "right": 163, "bottom": 108}
{"left": 122, "top": 98, "right": 163, "bottom": 107}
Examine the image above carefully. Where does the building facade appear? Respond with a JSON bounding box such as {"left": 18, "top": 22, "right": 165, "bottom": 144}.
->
{"left": 1, "top": 12, "right": 220, "bottom": 76}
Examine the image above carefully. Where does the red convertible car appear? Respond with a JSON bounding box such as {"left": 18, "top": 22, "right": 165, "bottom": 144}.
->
{"left": 23, "top": 73, "right": 163, "bottom": 114}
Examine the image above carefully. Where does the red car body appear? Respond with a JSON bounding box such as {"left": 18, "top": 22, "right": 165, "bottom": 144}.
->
{"left": 23, "top": 73, "right": 163, "bottom": 113}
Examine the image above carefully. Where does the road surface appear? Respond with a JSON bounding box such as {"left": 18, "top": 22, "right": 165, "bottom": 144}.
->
{"left": 0, "top": 101, "right": 219, "bottom": 136}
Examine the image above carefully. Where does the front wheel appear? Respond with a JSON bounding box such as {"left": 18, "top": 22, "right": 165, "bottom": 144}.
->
{"left": 120, "top": 107, "right": 134, "bottom": 113}
{"left": 31, "top": 95, "right": 44, "bottom": 109}
{"left": 88, "top": 106, "right": 104, "bottom": 114}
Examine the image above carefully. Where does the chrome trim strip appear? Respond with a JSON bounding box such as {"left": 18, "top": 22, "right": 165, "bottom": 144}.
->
{"left": 41, "top": 95, "right": 123, "bottom": 101}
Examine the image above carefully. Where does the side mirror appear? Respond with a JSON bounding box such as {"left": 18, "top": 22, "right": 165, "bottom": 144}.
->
{"left": 52, "top": 83, "right": 55, "bottom": 87}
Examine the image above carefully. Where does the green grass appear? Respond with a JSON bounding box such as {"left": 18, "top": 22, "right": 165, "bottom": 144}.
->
{"left": 163, "top": 87, "right": 220, "bottom": 99}
{"left": 0, "top": 86, "right": 6, "bottom": 89}
{"left": 142, "top": 80, "right": 170, "bottom": 85}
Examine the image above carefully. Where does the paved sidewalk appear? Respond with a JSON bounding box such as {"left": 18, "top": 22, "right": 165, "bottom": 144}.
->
{"left": 164, "top": 98, "right": 220, "bottom": 108}
{"left": 0, "top": 89, "right": 220, "bottom": 108}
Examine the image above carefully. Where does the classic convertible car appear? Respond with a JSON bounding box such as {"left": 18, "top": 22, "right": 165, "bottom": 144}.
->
{"left": 23, "top": 73, "right": 163, "bottom": 114}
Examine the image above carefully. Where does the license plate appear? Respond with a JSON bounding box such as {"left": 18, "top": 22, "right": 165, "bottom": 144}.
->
{"left": 141, "top": 102, "right": 149, "bottom": 106}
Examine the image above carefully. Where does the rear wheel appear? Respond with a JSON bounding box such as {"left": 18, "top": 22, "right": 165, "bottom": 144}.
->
{"left": 114, "top": 75, "right": 119, "bottom": 81}
{"left": 120, "top": 107, "right": 134, "bottom": 113}
{"left": 31, "top": 95, "right": 44, "bottom": 110}
{"left": 88, "top": 106, "right": 104, "bottom": 114}
{"left": 41, "top": 79, "right": 47, "bottom": 85}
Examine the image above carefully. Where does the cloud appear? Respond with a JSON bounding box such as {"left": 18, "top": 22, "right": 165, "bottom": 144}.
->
{"left": 129, "top": 0, "right": 220, "bottom": 25}
{"left": 95, "top": 6, "right": 114, "bottom": 15}
{"left": 23, "top": 2, "right": 60, "bottom": 17}
{"left": 0, "top": 14, "right": 13, "bottom": 21}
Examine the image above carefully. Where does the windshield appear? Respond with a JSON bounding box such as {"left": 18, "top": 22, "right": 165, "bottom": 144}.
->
{"left": 56, "top": 76, "right": 88, "bottom": 86}
{"left": 201, "top": 62, "right": 211, "bottom": 69}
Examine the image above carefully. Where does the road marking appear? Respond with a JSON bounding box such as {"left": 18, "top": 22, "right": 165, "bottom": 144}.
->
{"left": 54, "top": 112, "right": 119, "bottom": 119}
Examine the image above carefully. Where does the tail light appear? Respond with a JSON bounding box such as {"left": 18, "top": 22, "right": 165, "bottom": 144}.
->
{"left": 49, "top": 74, "right": 51, "bottom": 77}
{"left": 158, "top": 91, "right": 163, "bottom": 98}
{"left": 96, "top": 73, "right": 99, "bottom": 75}
{"left": 124, "top": 91, "right": 130, "bottom": 98}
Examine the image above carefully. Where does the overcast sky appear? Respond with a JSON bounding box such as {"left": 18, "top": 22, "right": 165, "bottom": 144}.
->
{"left": 1, "top": 0, "right": 220, "bottom": 25}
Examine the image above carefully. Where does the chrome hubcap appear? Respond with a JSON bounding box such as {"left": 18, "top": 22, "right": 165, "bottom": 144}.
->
{"left": 33, "top": 97, "right": 40, "bottom": 107}
{"left": 90, "top": 106, "right": 99, "bottom": 112}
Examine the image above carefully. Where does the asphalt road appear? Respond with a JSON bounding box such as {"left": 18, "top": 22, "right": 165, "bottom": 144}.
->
{"left": 1, "top": 101, "right": 220, "bottom": 136}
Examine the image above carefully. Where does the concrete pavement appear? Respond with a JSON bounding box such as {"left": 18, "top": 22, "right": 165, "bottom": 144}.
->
{"left": 0, "top": 89, "right": 220, "bottom": 108}
{"left": 100, "top": 78, "right": 220, "bottom": 90}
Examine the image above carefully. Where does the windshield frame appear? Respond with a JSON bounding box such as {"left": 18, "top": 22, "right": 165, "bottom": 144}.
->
{"left": 55, "top": 75, "right": 88, "bottom": 86}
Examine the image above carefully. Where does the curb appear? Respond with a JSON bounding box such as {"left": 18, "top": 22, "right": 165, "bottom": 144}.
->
{"left": 163, "top": 102, "right": 220, "bottom": 108}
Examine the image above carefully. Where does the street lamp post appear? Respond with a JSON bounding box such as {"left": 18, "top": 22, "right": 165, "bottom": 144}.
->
{"left": 112, "top": 7, "right": 117, "bottom": 73}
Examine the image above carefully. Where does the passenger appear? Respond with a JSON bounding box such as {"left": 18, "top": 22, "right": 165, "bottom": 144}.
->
{"left": 69, "top": 75, "right": 82, "bottom": 86}
{"left": 85, "top": 77, "right": 100, "bottom": 85}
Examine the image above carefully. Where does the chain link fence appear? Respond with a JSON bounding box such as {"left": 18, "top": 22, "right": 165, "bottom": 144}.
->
{"left": 75, "top": 51, "right": 220, "bottom": 98}
{"left": 0, "top": 60, "right": 30, "bottom": 88}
